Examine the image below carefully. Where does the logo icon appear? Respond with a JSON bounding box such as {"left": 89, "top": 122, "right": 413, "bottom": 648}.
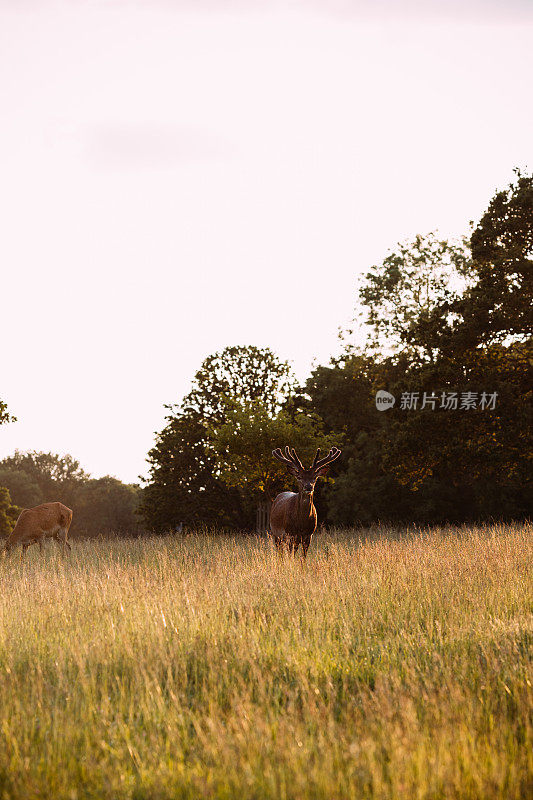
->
{"left": 375, "top": 390, "right": 395, "bottom": 411}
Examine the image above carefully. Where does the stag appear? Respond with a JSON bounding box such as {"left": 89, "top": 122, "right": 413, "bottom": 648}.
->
{"left": 3, "top": 502, "right": 73, "bottom": 559}
{"left": 270, "top": 446, "right": 341, "bottom": 558}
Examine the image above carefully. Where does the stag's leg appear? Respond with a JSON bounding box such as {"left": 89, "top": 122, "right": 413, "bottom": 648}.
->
{"left": 21, "top": 542, "right": 31, "bottom": 561}
{"left": 54, "top": 530, "right": 71, "bottom": 556}
{"left": 301, "top": 537, "right": 312, "bottom": 560}
{"left": 61, "top": 528, "right": 72, "bottom": 554}
{"left": 273, "top": 535, "right": 285, "bottom": 558}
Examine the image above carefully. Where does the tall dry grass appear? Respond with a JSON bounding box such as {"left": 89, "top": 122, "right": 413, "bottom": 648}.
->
{"left": 0, "top": 524, "right": 531, "bottom": 799}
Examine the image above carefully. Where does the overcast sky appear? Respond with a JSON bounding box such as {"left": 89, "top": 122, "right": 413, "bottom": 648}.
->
{"left": 0, "top": 0, "right": 531, "bottom": 483}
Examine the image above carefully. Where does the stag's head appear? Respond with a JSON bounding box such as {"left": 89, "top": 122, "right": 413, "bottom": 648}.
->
{"left": 272, "top": 446, "right": 342, "bottom": 496}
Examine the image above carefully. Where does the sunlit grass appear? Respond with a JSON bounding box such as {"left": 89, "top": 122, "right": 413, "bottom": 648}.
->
{"left": 0, "top": 524, "right": 532, "bottom": 799}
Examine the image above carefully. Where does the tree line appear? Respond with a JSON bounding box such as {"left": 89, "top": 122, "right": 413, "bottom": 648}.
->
{"left": 0, "top": 452, "right": 141, "bottom": 538}
{"left": 1, "top": 170, "right": 532, "bottom": 534}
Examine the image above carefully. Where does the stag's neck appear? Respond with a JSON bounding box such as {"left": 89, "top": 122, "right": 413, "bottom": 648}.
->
{"left": 296, "top": 491, "right": 315, "bottom": 520}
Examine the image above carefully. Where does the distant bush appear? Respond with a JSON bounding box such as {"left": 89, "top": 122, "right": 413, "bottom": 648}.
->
{"left": 0, "top": 451, "right": 142, "bottom": 538}
{"left": 0, "top": 485, "right": 19, "bottom": 538}
{"left": 72, "top": 476, "right": 142, "bottom": 537}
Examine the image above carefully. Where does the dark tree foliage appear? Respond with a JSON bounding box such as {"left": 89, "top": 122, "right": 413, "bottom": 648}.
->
{"left": 0, "top": 486, "right": 19, "bottom": 538}
{"left": 461, "top": 170, "right": 533, "bottom": 348}
{"left": 302, "top": 355, "right": 414, "bottom": 525}
{"left": 305, "top": 345, "right": 531, "bottom": 525}
{"left": 0, "top": 468, "right": 44, "bottom": 509}
{"left": 0, "top": 401, "right": 20, "bottom": 536}
{"left": 305, "top": 171, "right": 533, "bottom": 526}
{"left": 430, "top": 171, "right": 533, "bottom": 355}
{"left": 74, "top": 477, "right": 141, "bottom": 537}
{"left": 140, "top": 413, "right": 247, "bottom": 531}
{"left": 380, "top": 342, "right": 532, "bottom": 522}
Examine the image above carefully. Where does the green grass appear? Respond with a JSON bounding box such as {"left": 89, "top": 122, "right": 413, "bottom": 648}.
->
{"left": 0, "top": 524, "right": 532, "bottom": 799}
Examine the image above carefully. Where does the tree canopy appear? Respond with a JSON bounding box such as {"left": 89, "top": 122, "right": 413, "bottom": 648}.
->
{"left": 210, "top": 400, "right": 340, "bottom": 502}
{"left": 141, "top": 345, "right": 298, "bottom": 531}
{"left": 182, "top": 345, "right": 296, "bottom": 423}
{"left": 357, "top": 232, "right": 471, "bottom": 361}
{"left": 307, "top": 171, "right": 533, "bottom": 525}
{"left": 449, "top": 170, "right": 533, "bottom": 351}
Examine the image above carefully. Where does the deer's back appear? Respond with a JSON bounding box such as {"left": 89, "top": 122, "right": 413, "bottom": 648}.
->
{"left": 9, "top": 502, "right": 73, "bottom": 543}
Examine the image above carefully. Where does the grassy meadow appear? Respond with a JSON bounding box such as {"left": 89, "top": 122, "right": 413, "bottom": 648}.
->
{"left": 0, "top": 524, "right": 531, "bottom": 800}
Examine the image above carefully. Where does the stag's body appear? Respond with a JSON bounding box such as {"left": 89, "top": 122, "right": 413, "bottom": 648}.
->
{"left": 4, "top": 502, "right": 73, "bottom": 558}
{"left": 270, "top": 446, "right": 341, "bottom": 558}
{"left": 270, "top": 491, "right": 317, "bottom": 557}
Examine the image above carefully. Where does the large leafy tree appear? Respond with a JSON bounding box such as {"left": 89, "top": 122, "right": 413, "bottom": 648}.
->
{"left": 210, "top": 400, "right": 340, "bottom": 503}
{"left": 386, "top": 171, "right": 533, "bottom": 520}
{"left": 357, "top": 232, "right": 470, "bottom": 361}
{"left": 307, "top": 343, "right": 531, "bottom": 526}
{"left": 182, "top": 345, "right": 296, "bottom": 422}
{"left": 447, "top": 170, "right": 533, "bottom": 352}
{"left": 306, "top": 172, "right": 532, "bottom": 525}
{"left": 142, "top": 346, "right": 296, "bottom": 531}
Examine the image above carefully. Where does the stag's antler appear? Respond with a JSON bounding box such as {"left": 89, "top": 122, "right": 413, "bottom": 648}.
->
{"left": 272, "top": 446, "right": 304, "bottom": 472}
{"left": 273, "top": 445, "right": 342, "bottom": 473}
{"left": 310, "top": 447, "right": 342, "bottom": 473}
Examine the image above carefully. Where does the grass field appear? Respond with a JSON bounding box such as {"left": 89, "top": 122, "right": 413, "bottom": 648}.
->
{"left": 0, "top": 524, "right": 531, "bottom": 800}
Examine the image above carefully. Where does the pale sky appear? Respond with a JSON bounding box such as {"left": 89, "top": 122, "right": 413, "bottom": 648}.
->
{"left": 0, "top": 0, "right": 531, "bottom": 483}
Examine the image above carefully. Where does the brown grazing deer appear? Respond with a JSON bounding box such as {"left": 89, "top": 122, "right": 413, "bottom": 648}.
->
{"left": 270, "top": 446, "right": 341, "bottom": 558}
{"left": 3, "top": 502, "right": 73, "bottom": 559}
